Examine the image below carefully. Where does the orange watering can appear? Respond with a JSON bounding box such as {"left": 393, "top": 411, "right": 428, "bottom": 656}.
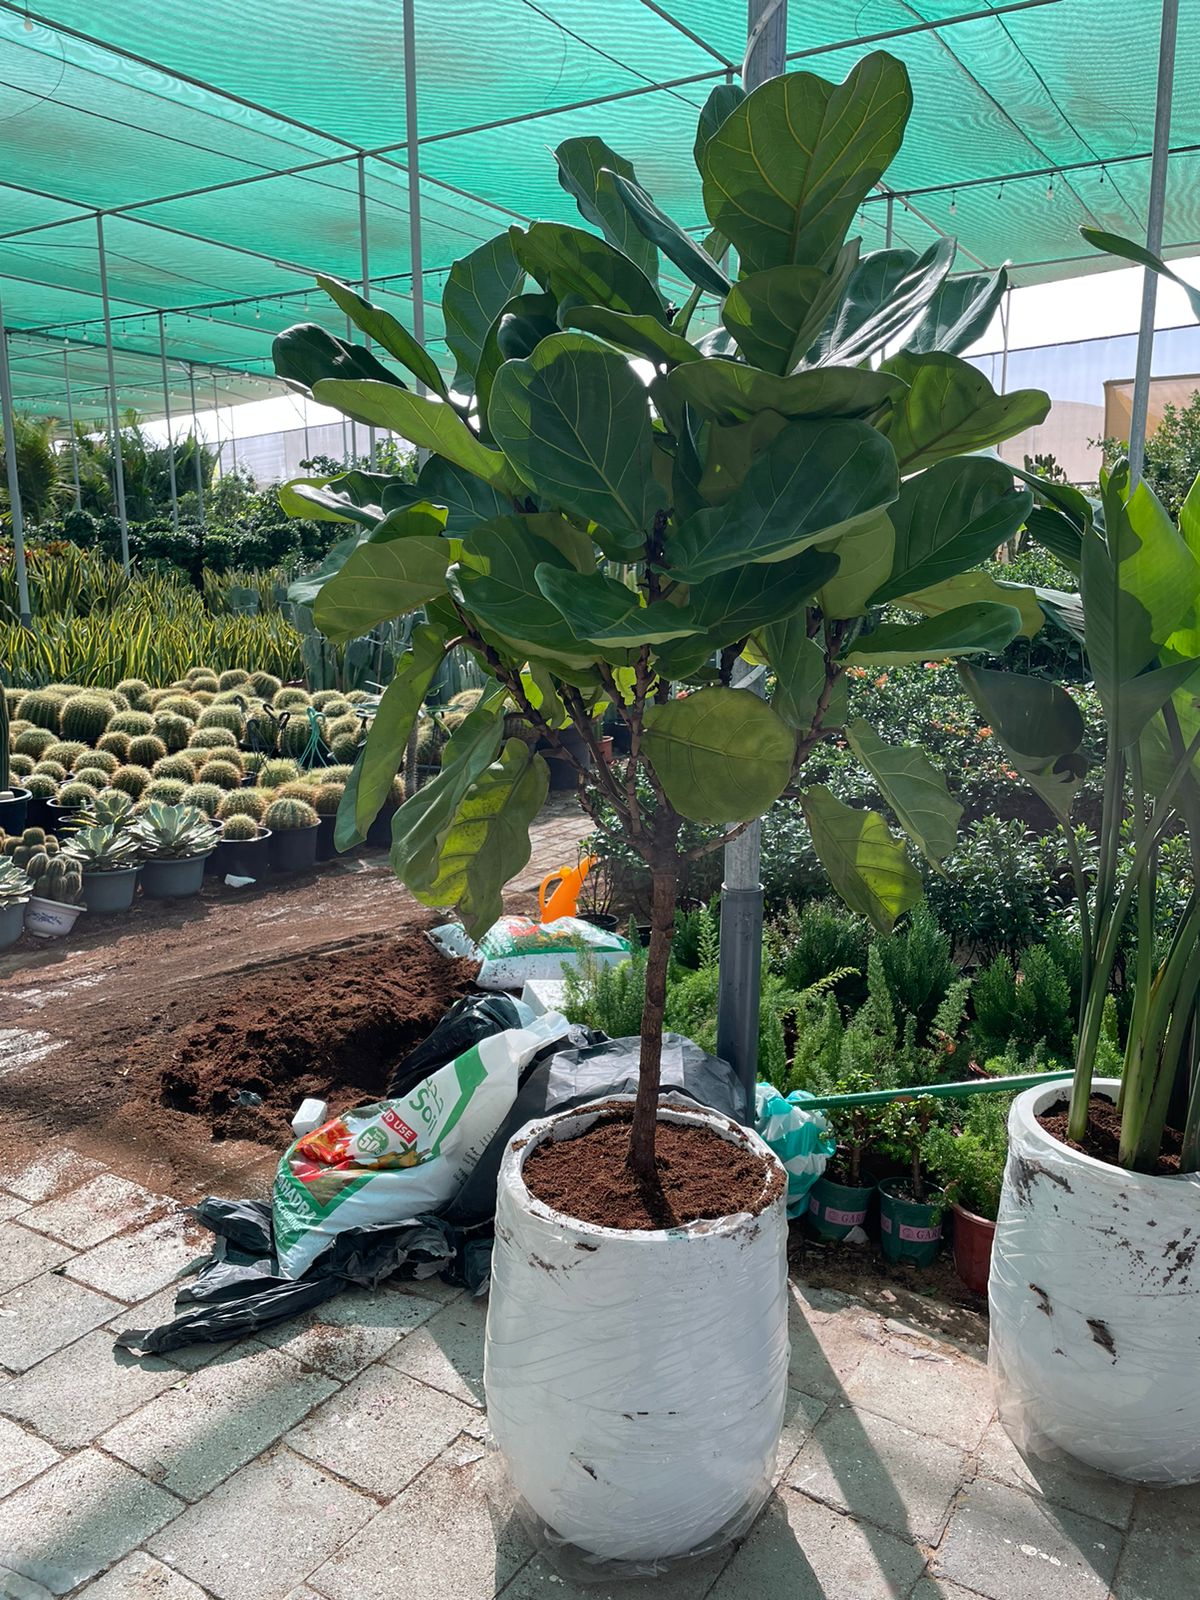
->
{"left": 539, "top": 855, "right": 596, "bottom": 922}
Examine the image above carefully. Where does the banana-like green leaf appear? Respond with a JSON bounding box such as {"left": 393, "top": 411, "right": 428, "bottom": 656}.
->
{"left": 312, "top": 379, "right": 518, "bottom": 493}
{"left": 700, "top": 53, "right": 912, "bottom": 274}
{"left": 534, "top": 565, "right": 700, "bottom": 647}
{"left": 816, "top": 512, "right": 895, "bottom": 619}
{"left": 287, "top": 533, "right": 365, "bottom": 609}
{"left": 413, "top": 455, "right": 510, "bottom": 534}
{"left": 442, "top": 233, "right": 526, "bottom": 393}
{"left": 845, "top": 719, "right": 962, "bottom": 866}
{"left": 905, "top": 267, "right": 1007, "bottom": 356}
{"left": 407, "top": 739, "right": 549, "bottom": 938}
{"left": 802, "top": 786, "right": 922, "bottom": 933}
{"left": 334, "top": 753, "right": 369, "bottom": 853}
{"left": 554, "top": 137, "right": 658, "bottom": 282}
{"left": 1009, "top": 463, "right": 1097, "bottom": 533}
{"left": 642, "top": 686, "right": 795, "bottom": 824}
{"left": 1026, "top": 505, "right": 1085, "bottom": 571}
{"left": 722, "top": 246, "right": 858, "bottom": 374}
{"left": 316, "top": 274, "right": 448, "bottom": 397}
{"left": 872, "top": 456, "right": 1033, "bottom": 604}
{"left": 514, "top": 222, "right": 664, "bottom": 319}
{"left": 273, "top": 323, "right": 403, "bottom": 393}
{"left": 561, "top": 304, "right": 702, "bottom": 369}
{"left": 814, "top": 239, "right": 955, "bottom": 367}
{"left": 687, "top": 547, "right": 840, "bottom": 638}
{"left": 846, "top": 602, "right": 1024, "bottom": 666}
{"left": 959, "top": 663, "right": 1089, "bottom": 820}
{"left": 603, "top": 168, "right": 730, "bottom": 296}
{"left": 452, "top": 514, "right": 599, "bottom": 663}
{"left": 488, "top": 331, "right": 662, "bottom": 553}
{"left": 879, "top": 352, "right": 1050, "bottom": 472}
{"left": 313, "top": 535, "right": 454, "bottom": 643}
{"left": 1080, "top": 227, "right": 1200, "bottom": 321}
{"left": 897, "top": 570, "right": 1045, "bottom": 639}
{"left": 669, "top": 418, "right": 898, "bottom": 580}
{"left": 1115, "top": 474, "right": 1200, "bottom": 645}
{"left": 390, "top": 699, "right": 506, "bottom": 881}
{"left": 694, "top": 81, "right": 745, "bottom": 167}
{"left": 350, "top": 624, "right": 446, "bottom": 838}
{"left": 666, "top": 360, "right": 904, "bottom": 425}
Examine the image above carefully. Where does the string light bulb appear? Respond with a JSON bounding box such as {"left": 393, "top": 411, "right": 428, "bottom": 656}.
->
{"left": 1046, "top": 175, "right": 1055, "bottom": 200}
{"left": 949, "top": 190, "right": 957, "bottom": 215}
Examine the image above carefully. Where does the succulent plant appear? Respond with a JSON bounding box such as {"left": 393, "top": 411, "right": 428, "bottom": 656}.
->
{"left": 152, "top": 754, "right": 199, "bottom": 783}
{"left": 63, "top": 822, "right": 140, "bottom": 873}
{"left": 71, "top": 768, "right": 110, "bottom": 793}
{"left": 196, "top": 759, "right": 242, "bottom": 791}
{"left": 449, "top": 687, "right": 485, "bottom": 712}
{"left": 264, "top": 796, "right": 319, "bottom": 832}
{"left": 91, "top": 789, "right": 134, "bottom": 826}
{"left": 34, "top": 759, "right": 69, "bottom": 781}
{"left": 44, "top": 741, "right": 87, "bottom": 767}
{"left": 273, "top": 687, "right": 311, "bottom": 710}
{"left": 127, "top": 735, "right": 168, "bottom": 768}
{"left": 248, "top": 671, "right": 282, "bottom": 699}
{"left": 13, "top": 726, "right": 56, "bottom": 759}
{"left": 240, "top": 749, "right": 268, "bottom": 778}
{"left": 310, "top": 781, "right": 345, "bottom": 818}
{"left": 0, "top": 856, "right": 32, "bottom": 908}
{"left": 109, "top": 709, "right": 156, "bottom": 737}
{"left": 220, "top": 813, "right": 262, "bottom": 841}
{"left": 145, "top": 777, "right": 189, "bottom": 805}
{"left": 181, "top": 782, "right": 224, "bottom": 816}
{"left": 198, "top": 704, "right": 247, "bottom": 740}
{"left": 97, "top": 730, "right": 132, "bottom": 761}
{"left": 57, "top": 780, "right": 98, "bottom": 808}
{"left": 128, "top": 802, "right": 220, "bottom": 859}
{"left": 189, "top": 726, "right": 239, "bottom": 751}
{"left": 217, "top": 669, "right": 250, "bottom": 691}
{"left": 24, "top": 773, "right": 58, "bottom": 800}
{"left": 3, "top": 687, "right": 21, "bottom": 714}
{"left": 15, "top": 690, "right": 63, "bottom": 732}
{"left": 157, "top": 694, "right": 202, "bottom": 722}
{"left": 191, "top": 690, "right": 217, "bottom": 706}
{"left": 345, "top": 690, "right": 371, "bottom": 705}
{"left": 278, "top": 715, "right": 322, "bottom": 761}
{"left": 8, "top": 754, "right": 34, "bottom": 779}
{"left": 59, "top": 692, "right": 115, "bottom": 744}
{"left": 74, "top": 749, "right": 119, "bottom": 776}
{"left": 243, "top": 707, "right": 279, "bottom": 753}
{"left": 217, "top": 788, "right": 268, "bottom": 822}
{"left": 0, "top": 688, "right": 9, "bottom": 795}
{"left": 2, "top": 825, "right": 48, "bottom": 865}
{"left": 310, "top": 691, "right": 349, "bottom": 713}
{"left": 257, "top": 757, "right": 299, "bottom": 787}
{"left": 115, "top": 677, "right": 152, "bottom": 710}
{"left": 213, "top": 688, "right": 251, "bottom": 707}
{"left": 188, "top": 674, "right": 221, "bottom": 694}
{"left": 152, "top": 712, "right": 192, "bottom": 752}
{"left": 273, "top": 780, "right": 319, "bottom": 802}
{"left": 31, "top": 854, "right": 83, "bottom": 906}
{"left": 110, "top": 764, "right": 151, "bottom": 799}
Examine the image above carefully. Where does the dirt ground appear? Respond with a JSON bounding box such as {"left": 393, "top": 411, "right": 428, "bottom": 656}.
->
{"left": 0, "top": 795, "right": 590, "bottom": 1201}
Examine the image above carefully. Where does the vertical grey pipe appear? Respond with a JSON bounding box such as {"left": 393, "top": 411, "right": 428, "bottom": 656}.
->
{"left": 158, "top": 314, "right": 179, "bottom": 533}
{"left": 358, "top": 153, "right": 377, "bottom": 469}
{"left": 187, "top": 365, "right": 205, "bottom": 523}
{"left": 96, "top": 215, "right": 129, "bottom": 571}
{"left": 62, "top": 347, "right": 80, "bottom": 509}
{"left": 0, "top": 298, "right": 32, "bottom": 625}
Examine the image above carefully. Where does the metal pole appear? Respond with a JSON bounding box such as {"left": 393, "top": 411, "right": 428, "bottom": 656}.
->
{"left": 96, "top": 214, "right": 129, "bottom": 571}
{"left": 228, "top": 403, "right": 238, "bottom": 476}
{"left": 718, "top": 0, "right": 787, "bottom": 1119}
{"left": 1128, "top": 0, "right": 1179, "bottom": 487}
{"left": 885, "top": 193, "right": 894, "bottom": 248}
{"left": 187, "top": 364, "right": 205, "bottom": 522}
{"left": 999, "top": 287, "right": 1011, "bottom": 395}
{"left": 211, "top": 375, "right": 222, "bottom": 480}
{"left": 403, "top": 0, "right": 428, "bottom": 472}
{"left": 358, "top": 153, "right": 377, "bottom": 468}
{"left": 157, "top": 314, "right": 179, "bottom": 533}
{"left": 62, "top": 347, "right": 80, "bottom": 509}
{"left": 0, "top": 297, "right": 32, "bottom": 626}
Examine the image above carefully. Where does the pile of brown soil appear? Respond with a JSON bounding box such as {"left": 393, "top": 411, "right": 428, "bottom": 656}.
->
{"left": 1037, "top": 1095, "right": 1186, "bottom": 1177}
{"left": 523, "top": 1107, "right": 782, "bottom": 1230}
{"left": 157, "top": 935, "right": 478, "bottom": 1140}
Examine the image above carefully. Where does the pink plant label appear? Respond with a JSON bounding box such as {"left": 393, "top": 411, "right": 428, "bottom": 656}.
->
{"left": 811, "top": 1198, "right": 867, "bottom": 1227}
{"left": 880, "top": 1214, "right": 941, "bottom": 1243}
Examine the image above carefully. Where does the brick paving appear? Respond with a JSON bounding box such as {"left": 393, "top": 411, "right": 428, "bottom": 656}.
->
{"left": 0, "top": 1147, "right": 1191, "bottom": 1598}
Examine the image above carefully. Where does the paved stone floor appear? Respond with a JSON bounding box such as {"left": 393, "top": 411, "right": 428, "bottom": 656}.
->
{"left": 0, "top": 1145, "right": 1193, "bottom": 1599}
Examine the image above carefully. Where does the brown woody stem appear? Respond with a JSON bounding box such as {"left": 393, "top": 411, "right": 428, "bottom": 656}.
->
{"left": 628, "top": 862, "right": 678, "bottom": 1182}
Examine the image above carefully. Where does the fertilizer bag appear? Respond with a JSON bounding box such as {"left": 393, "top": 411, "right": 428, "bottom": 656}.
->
{"left": 430, "top": 916, "right": 631, "bottom": 990}
{"left": 273, "top": 1013, "right": 570, "bottom": 1278}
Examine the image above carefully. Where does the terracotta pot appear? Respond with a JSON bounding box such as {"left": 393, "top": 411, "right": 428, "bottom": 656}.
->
{"left": 950, "top": 1200, "right": 995, "bottom": 1296}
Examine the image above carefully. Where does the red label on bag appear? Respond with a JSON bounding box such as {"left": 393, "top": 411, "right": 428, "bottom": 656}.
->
{"left": 381, "top": 1108, "right": 417, "bottom": 1145}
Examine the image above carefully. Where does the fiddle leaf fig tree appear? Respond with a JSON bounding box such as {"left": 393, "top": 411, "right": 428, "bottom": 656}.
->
{"left": 276, "top": 52, "right": 1050, "bottom": 1182}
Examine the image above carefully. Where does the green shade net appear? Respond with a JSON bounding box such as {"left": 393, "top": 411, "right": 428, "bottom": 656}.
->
{"left": 1, "top": 0, "right": 1198, "bottom": 414}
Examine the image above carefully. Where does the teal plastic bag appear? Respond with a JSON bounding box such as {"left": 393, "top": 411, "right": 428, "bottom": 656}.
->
{"left": 755, "top": 1083, "right": 836, "bottom": 1218}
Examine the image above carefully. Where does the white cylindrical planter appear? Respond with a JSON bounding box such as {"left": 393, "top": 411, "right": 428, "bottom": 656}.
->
{"left": 989, "top": 1078, "right": 1200, "bottom": 1484}
{"left": 24, "top": 897, "right": 84, "bottom": 939}
{"left": 485, "top": 1098, "right": 789, "bottom": 1564}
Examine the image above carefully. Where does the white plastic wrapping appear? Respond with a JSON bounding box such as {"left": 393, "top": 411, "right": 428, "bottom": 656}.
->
{"left": 485, "top": 1097, "right": 789, "bottom": 1567}
{"left": 989, "top": 1078, "right": 1200, "bottom": 1485}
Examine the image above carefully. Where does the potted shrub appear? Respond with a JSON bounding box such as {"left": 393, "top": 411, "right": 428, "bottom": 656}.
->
{"left": 875, "top": 1097, "right": 944, "bottom": 1267}
{"left": 62, "top": 822, "right": 142, "bottom": 914}
{"left": 803, "top": 1068, "right": 888, "bottom": 1241}
{"left": 47, "top": 780, "right": 96, "bottom": 830}
{"left": 273, "top": 51, "right": 1050, "bottom": 1559}
{"left": 128, "top": 803, "right": 219, "bottom": 898}
{"left": 310, "top": 779, "right": 345, "bottom": 859}
{"left": 924, "top": 1095, "right": 1008, "bottom": 1296}
{"left": 13, "top": 832, "right": 85, "bottom": 939}
{"left": 213, "top": 812, "right": 272, "bottom": 878}
{"left": 0, "top": 856, "right": 31, "bottom": 950}
{"left": 0, "top": 692, "right": 31, "bottom": 833}
{"left": 263, "top": 796, "right": 320, "bottom": 872}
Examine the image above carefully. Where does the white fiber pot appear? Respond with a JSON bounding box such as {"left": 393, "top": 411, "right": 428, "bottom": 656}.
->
{"left": 485, "top": 1097, "right": 789, "bottom": 1564}
{"left": 989, "top": 1078, "right": 1200, "bottom": 1484}
{"left": 24, "top": 896, "right": 84, "bottom": 940}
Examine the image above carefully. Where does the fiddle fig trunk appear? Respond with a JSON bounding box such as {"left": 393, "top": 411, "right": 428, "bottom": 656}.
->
{"left": 628, "top": 865, "right": 677, "bottom": 1183}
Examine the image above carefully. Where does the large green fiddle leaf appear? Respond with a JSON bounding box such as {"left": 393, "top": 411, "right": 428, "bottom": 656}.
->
{"left": 667, "top": 359, "right": 904, "bottom": 426}
{"left": 845, "top": 720, "right": 962, "bottom": 867}
{"left": 313, "top": 379, "right": 518, "bottom": 492}
{"left": 316, "top": 275, "right": 448, "bottom": 397}
{"left": 872, "top": 456, "right": 1033, "bottom": 604}
{"left": 802, "top": 786, "right": 922, "bottom": 933}
{"left": 760, "top": 617, "right": 848, "bottom": 729}
{"left": 287, "top": 532, "right": 365, "bottom": 609}
{"left": 514, "top": 223, "right": 664, "bottom": 319}
{"left": 273, "top": 323, "right": 403, "bottom": 393}
{"left": 278, "top": 474, "right": 385, "bottom": 525}
{"left": 879, "top": 352, "right": 1049, "bottom": 471}
{"left": 407, "top": 739, "right": 549, "bottom": 938}
{"left": 534, "top": 566, "right": 700, "bottom": 647}
{"left": 314, "top": 530, "right": 455, "bottom": 643}
{"left": 700, "top": 52, "right": 911, "bottom": 274}
{"left": 698, "top": 411, "right": 790, "bottom": 505}
{"left": 905, "top": 268, "right": 1008, "bottom": 356}
{"left": 603, "top": 168, "right": 730, "bottom": 297}
{"left": 390, "top": 699, "right": 506, "bottom": 882}
{"left": 897, "top": 569, "right": 1045, "bottom": 639}
{"left": 348, "top": 624, "right": 446, "bottom": 842}
{"left": 722, "top": 246, "right": 858, "bottom": 374}
{"left": 814, "top": 239, "right": 955, "bottom": 367}
{"left": 554, "top": 137, "right": 658, "bottom": 282}
{"left": 642, "top": 686, "right": 795, "bottom": 825}
{"left": 452, "top": 514, "right": 598, "bottom": 664}
{"left": 669, "top": 418, "right": 898, "bottom": 580}
{"left": 960, "top": 665, "right": 1089, "bottom": 821}
{"left": 1080, "top": 228, "right": 1200, "bottom": 322}
{"left": 845, "top": 603, "right": 1023, "bottom": 666}
{"left": 442, "top": 233, "right": 526, "bottom": 393}
{"left": 413, "top": 455, "right": 511, "bottom": 534}
{"left": 488, "top": 332, "right": 662, "bottom": 553}
{"left": 816, "top": 512, "right": 895, "bottom": 619}
{"left": 475, "top": 292, "right": 560, "bottom": 433}
{"left": 687, "top": 547, "right": 840, "bottom": 639}
{"left": 695, "top": 81, "right": 745, "bottom": 166}
{"left": 561, "top": 304, "right": 702, "bottom": 370}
